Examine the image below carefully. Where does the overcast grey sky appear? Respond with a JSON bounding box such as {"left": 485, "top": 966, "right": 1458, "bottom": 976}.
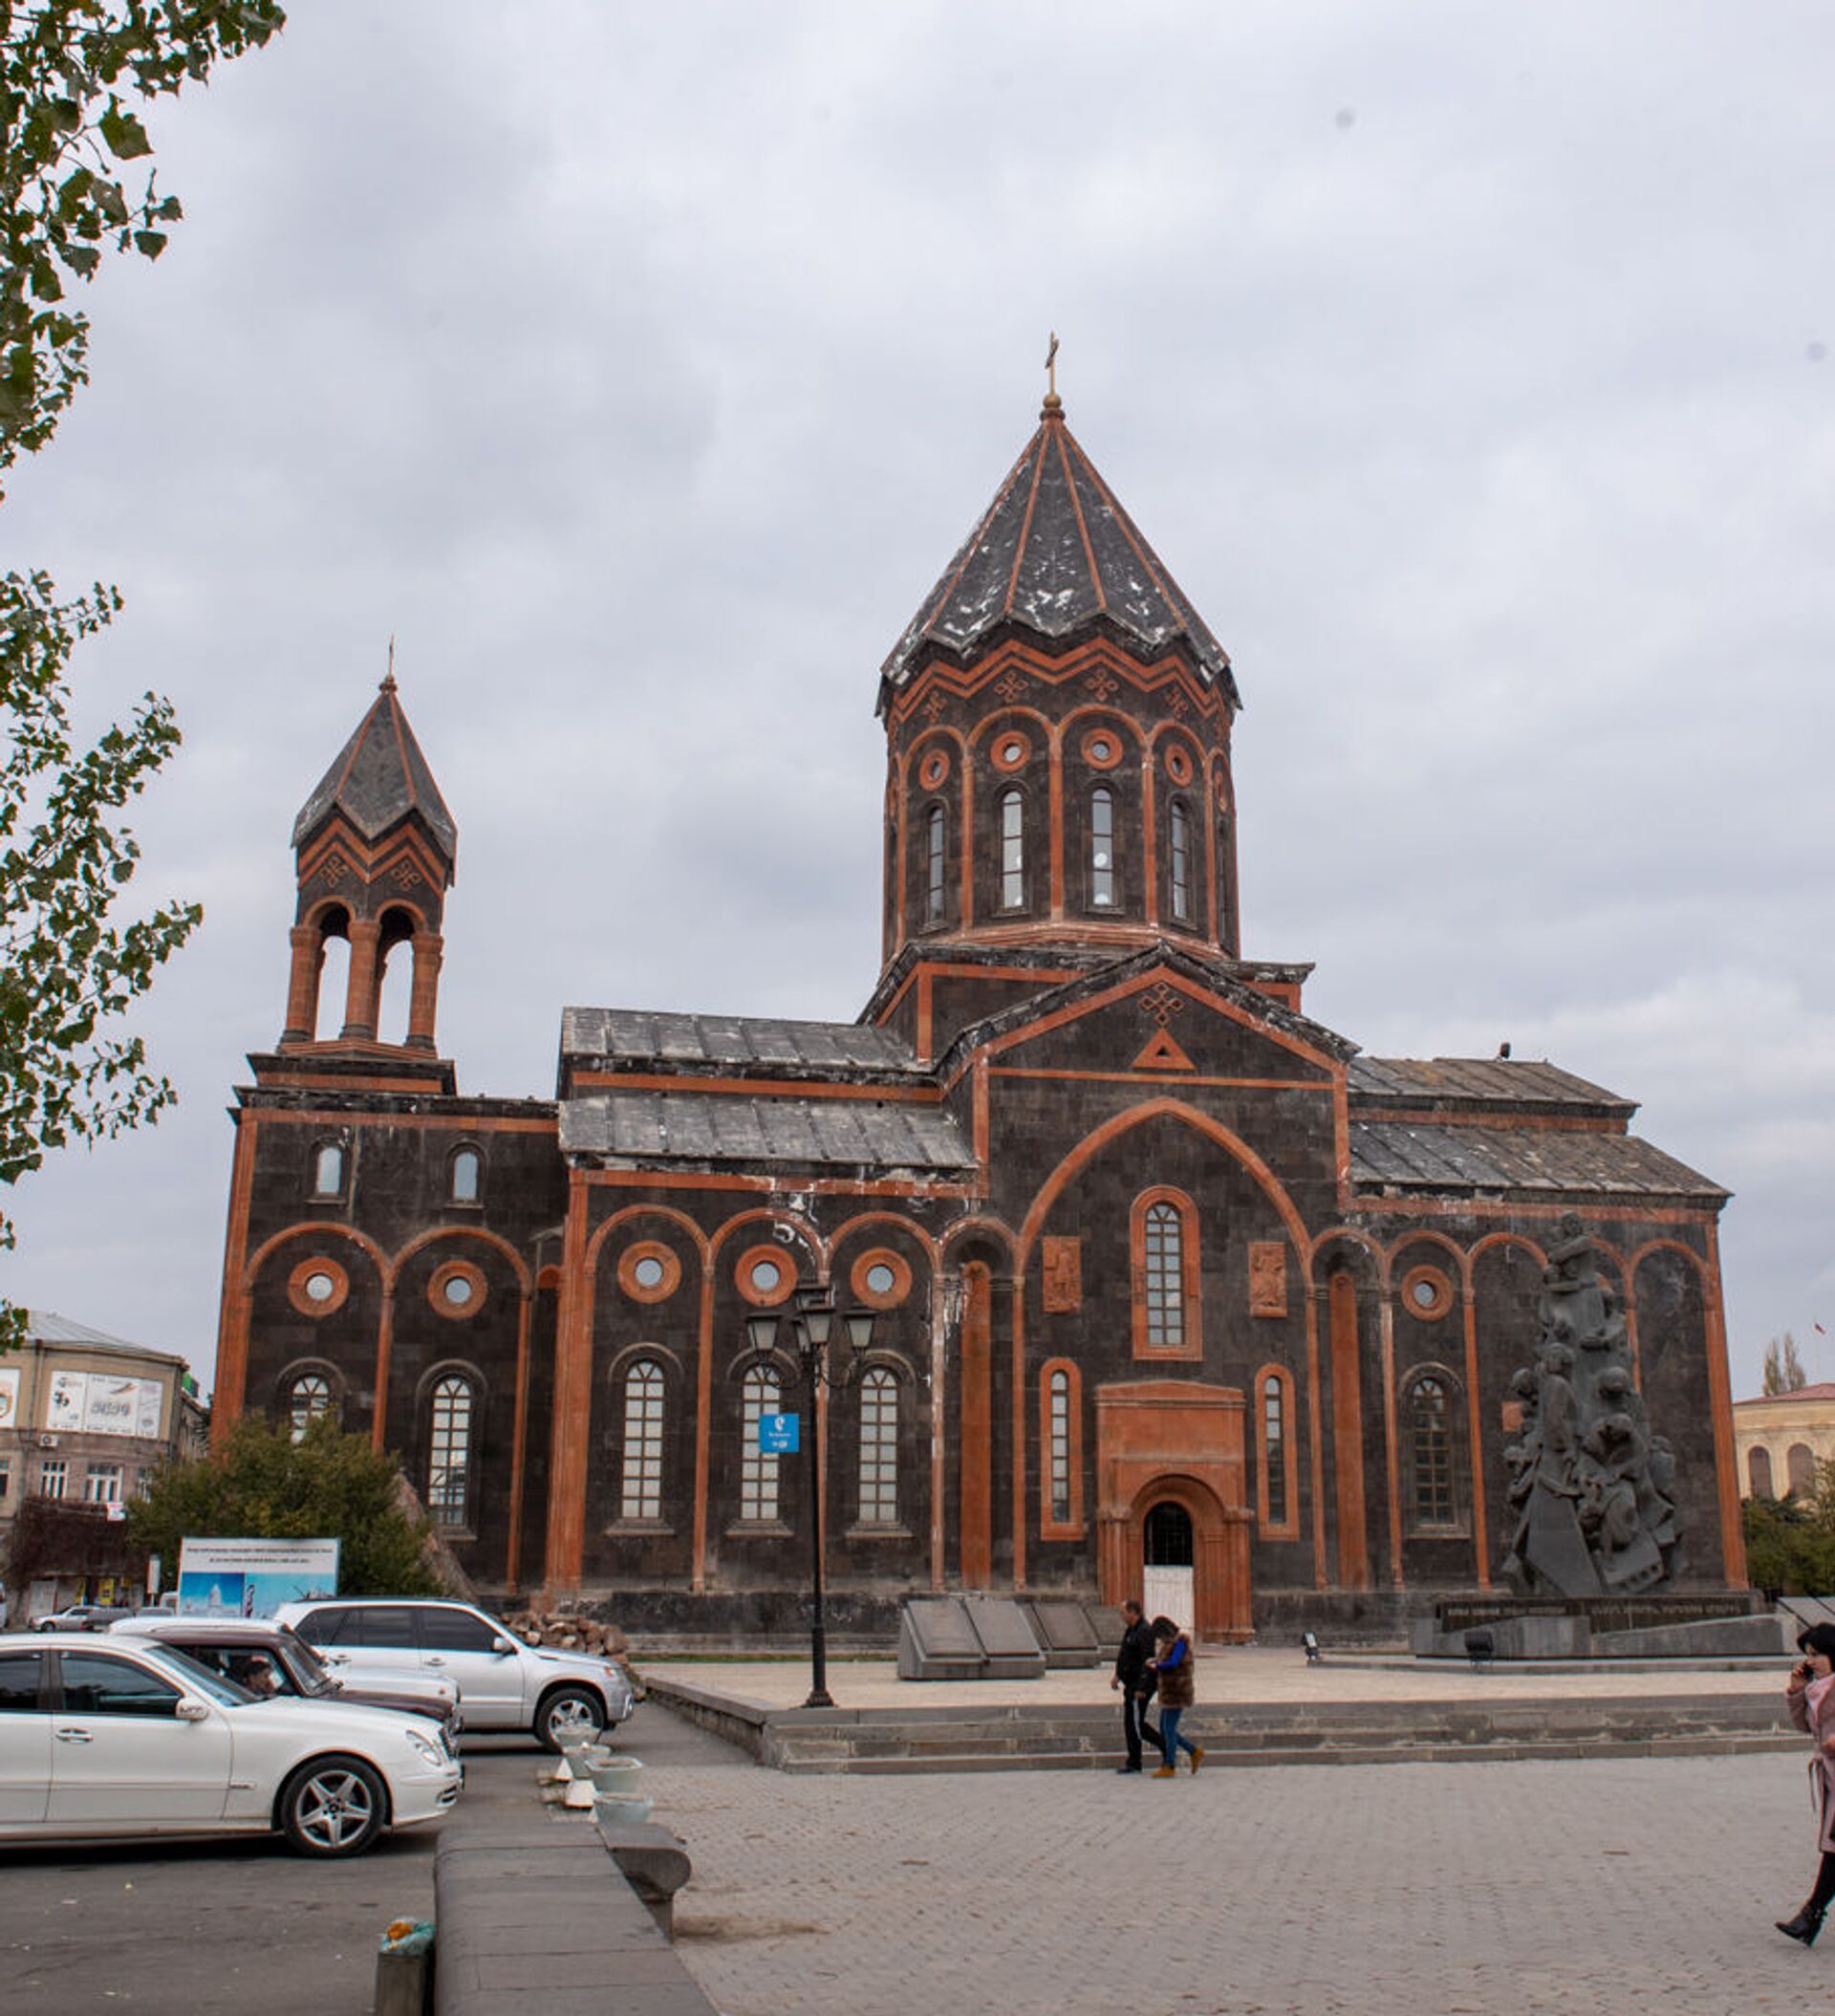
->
{"left": 6, "top": 1, "right": 1832, "bottom": 1401}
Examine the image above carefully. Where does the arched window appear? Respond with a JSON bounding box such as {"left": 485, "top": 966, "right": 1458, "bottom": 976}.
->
{"left": 287, "top": 1373, "right": 334, "bottom": 1443}
{"left": 1788, "top": 1442, "right": 1817, "bottom": 1497}
{"left": 450, "top": 1147, "right": 482, "bottom": 1203}
{"left": 311, "top": 1142, "right": 344, "bottom": 1199}
{"left": 1748, "top": 1445, "right": 1775, "bottom": 1498}
{"left": 1217, "top": 813, "right": 1234, "bottom": 948}
{"left": 1048, "top": 1368, "right": 1072, "bottom": 1524}
{"left": 426, "top": 1375, "right": 475, "bottom": 1528}
{"left": 858, "top": 1368, "right": 898, "bottom": 1525}
{"left": 741, "top": 1362, "right": 784, "bottom": 1524}
{"left": 1262, "top": 1373, "right": 1287, "bottom": 1528}
{"left": 620, "top": 1359, "right": 665, "bottom": 1521}
{"left": 1169, "top": 797, "right": 1193, "bottom": 922}
{"left": 1089, "top": 787, "right": 1116, "bottom": 908}
{"left": 925, "top": 804, "right": 946, "bottom": 923}
{"left": 1131, "top": 1190, "right": 1200, "bottom": 1359}
{"left": 1407, "top": 1374, "right": 1457, "bottom": 1529}
{"left": 1000, "top": 789, "right": 1025, "bottom": 910}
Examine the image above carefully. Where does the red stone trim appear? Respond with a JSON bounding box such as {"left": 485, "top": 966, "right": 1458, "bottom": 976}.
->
{"left": 849, "top": 1247, "right": 913, "bottom": 1310}
{"left": 1130, "top": 1185, "right": 1202, "bottom": 1362}
{"left": 1253, "top": 1363, "right": 1300, "bottom": 1539}
{"left": 618, "top": 1240, "right": 683, "bottom": 1304}
{"left": 1399, "top": 1264, "right": 1455, "bottom": 1322}
{"left": 918, "top": 748, "right": 951, "bottom": 790}
{"left": 288, "top": 1255, "right": 350, "bottom": 1318}
{"left": 1164, "top": 743, "right": 1195, "bottom": 787}
{"left": 1039, "top": 1356, "right": 1085, "bottom": 1539}
{"left": 989, "top": 729, "right": 1033, "bottom": 773}
{"left": 1080, "top": 726, "right": 1126, "bottom": 770}
{"left": 734, "top": 1244, "right": 797, "bottom": 1307}
{"left": 428, "top": 1257, "right": 487, "bottom": 1321}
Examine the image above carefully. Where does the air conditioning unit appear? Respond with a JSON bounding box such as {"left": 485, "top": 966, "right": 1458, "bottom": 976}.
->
{"left": 36, "top": 1434, "right": 59, "bottom": 1449}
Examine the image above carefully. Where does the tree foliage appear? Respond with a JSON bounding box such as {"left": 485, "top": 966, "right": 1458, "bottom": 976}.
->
{"left": 128, "top": 1412, "right": 443, "bottom": 1597}
{"left": 1763, "top": 1332, "right": 1809, "bottom": 1396}
{"left": 0, "top": 3, "right": 284, "bottom": 1346}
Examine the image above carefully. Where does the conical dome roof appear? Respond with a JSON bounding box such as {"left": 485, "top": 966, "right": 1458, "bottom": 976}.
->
{"left": 878, "top": 400, "right": 1238, "bottom": 711}
{"left": 292, "top": 674, "right": 457, "bottom": 864}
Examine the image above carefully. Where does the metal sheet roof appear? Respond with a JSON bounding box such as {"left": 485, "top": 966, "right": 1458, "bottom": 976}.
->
{"left": 562, "top": 1008, "right": 923, "bottom": 1076}
{"left": 560, "top": 1090, "right": 976, "bottom": 1174}
{"left": 1349, "top": 1122, "right": 1726, "bottom": 1199}
{"left": 1349, "top": 1056, "right": 1631, "bottom": 1110}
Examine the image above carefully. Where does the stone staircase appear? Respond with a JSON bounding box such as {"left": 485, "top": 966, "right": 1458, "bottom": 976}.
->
{"left": 758, "top": 1695, "right": 1800, "bottom": 1775}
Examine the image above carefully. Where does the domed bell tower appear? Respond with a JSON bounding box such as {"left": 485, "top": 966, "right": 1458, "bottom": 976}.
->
{"left": 869, "top": 364, "right": 1251, "bottom": 1054}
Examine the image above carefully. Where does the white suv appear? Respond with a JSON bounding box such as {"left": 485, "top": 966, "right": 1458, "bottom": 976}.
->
{"left": 274, "top": 1599, "right": 633, "bottom": 1750}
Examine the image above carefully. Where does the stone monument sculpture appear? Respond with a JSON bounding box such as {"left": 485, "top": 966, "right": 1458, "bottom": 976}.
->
{"left": 1499, "top": 1214, "right": 1680, "bottom": 1595}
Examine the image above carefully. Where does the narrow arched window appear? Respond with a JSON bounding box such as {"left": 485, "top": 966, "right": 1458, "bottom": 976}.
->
{"left": 1217, "top": 813, "right": 1234, "bottom": 948}
{"left": 1090, "top": 787, "right": 1116, "bottom": 908}
{"left": 1409, "top": 1376, "right": 1456, "bottom": 1527}
{"left": 288, "top": 1373, "right": 334, "bottom": 1443}
{"left": 1000, "top": 789, "right": 1025, "bottom": 910}
{"left": 1748, "top": 1445, "right": 1775, "bottom": 1497}
{"left": 1169, "top": 797, "right": 1192, "bottom": 922}
{"left": 1143, "top": 1202, "right": 1185, "bottom": 1350}
{"left": 1048, "top": 1368, "right": 1072, "bottom": 1524}
{"left": 858, "top": 1368, "right": 898, "bottom": 1524}
{"left": 450, "top": 1147, "right": 481, "bottom": 1203}
{"left": 427, "top": 1375, "right": 474, "bottom": 1527}
{"left": 1263, "top": 1375, "right": 1287, "bottom": 1528}
{"left": 311, "top": 1143, "right": 344, "bottom": 1199}
{"left": 620, "top": 1360, "right": 665, "bottom": 1520}
{"left": 741, "top": 1363, "right": 783, "bottom": 1523}
{"left": 925, "top": 804, "right": 946, "bottom": 923}
{"left": 1788, "top": 1442, "right": 1817, "bottom": 1497}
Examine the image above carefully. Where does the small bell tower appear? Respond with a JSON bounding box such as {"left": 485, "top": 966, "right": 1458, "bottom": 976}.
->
{"left": 278, "top": 665, "right": 458, "bottom": 1057}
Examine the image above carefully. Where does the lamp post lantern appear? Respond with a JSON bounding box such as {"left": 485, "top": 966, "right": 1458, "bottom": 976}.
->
{"left": 746, "top": 1284, "right": 875, "bottom": 1709}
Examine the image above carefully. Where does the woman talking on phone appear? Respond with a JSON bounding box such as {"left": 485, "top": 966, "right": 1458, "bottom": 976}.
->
{"left": 1779, "top": 1623, "right": 1835, "bottom": 1945}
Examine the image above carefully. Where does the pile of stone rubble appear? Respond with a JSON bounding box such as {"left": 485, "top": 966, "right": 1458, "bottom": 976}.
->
{"left": 504, "top": 1610, "right": 631, "bottom": 1658}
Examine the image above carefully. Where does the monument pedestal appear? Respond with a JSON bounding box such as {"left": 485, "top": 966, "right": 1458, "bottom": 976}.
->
{"left": 1413, "top": 1590, "right": 1779, "bottom": 1659}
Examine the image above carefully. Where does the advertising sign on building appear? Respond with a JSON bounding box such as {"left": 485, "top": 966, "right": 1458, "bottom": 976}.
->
{"left": 42, "top": 1370, "right": 165, "bottom": 1440}
{"left": 0, "top": 1367, "right": 18, "bottom": 1431}
{"left": 176, "top": 1537, "right": 341, "bottom": 1618}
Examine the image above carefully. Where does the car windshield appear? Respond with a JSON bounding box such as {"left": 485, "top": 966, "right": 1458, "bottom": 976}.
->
{"left": 137, "top": 1642, "right": 257, "bottom": 1706}
{"left": 277, "top": 1628, "right": 336, "bottom": 1697}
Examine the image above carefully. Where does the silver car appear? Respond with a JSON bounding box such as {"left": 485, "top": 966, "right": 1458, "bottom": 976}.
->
{"left": 274, "top": 1599, "right": 634, "bottom": 1750}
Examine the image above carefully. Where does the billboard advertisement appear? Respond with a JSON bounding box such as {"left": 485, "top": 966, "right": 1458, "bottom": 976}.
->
{"left": 44, "top": 1370, "right": 164, "bottom": 1440}
{"left": 176, "top": 1537, "right": 341, "bottom": 1618}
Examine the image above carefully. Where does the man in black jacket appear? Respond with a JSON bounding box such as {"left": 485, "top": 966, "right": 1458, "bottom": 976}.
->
{"left": 1111, "top": 1599, "right": 1157, "bottom": 1772}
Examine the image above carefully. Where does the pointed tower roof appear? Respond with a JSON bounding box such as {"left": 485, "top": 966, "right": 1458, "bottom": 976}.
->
{"left": 878, "top": 395, "right": 1240, "bottom": 710}
{"left": 292, "top": 673, "right": 458, "bottom": 863}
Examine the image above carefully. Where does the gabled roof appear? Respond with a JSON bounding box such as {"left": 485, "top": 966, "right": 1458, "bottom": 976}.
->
{"left": 25, "top": 1310, "right": 185, "bottom": 1367}
{"left": 1349, "top": 1055, "right": 1634, "bottom": 1118}
{"left": 879, "top": 401, "right": 1239, "bottom": 706}
{"left": 1349, "top": 1122, "right": 1727, "bottom": 1202}
{"left": 292, "top": 676, "right": 458, "bottom": 862}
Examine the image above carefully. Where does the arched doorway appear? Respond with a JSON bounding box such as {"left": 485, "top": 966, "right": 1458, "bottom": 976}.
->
{"left": 1143, "top": 1500, "right": 1194, "bottom": 1630}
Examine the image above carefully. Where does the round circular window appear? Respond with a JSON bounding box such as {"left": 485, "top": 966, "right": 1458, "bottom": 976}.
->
{"left": 918, "top": 747, "right": 950, "bottom": 791}
{"left": 850, "top": 1247, "right": 913, "bottom": 1311}
{"left": 1081, "top": 727, "right": 1124, "bottom": 771}
{"left": 990, "top": 732, "right": 1031, "bottom": 773}
{"left": 288, "top": 1255, "right": 350, "bottom": 1317}
{"left": 1400, "top": 1265, "right": 1454, "bottom": 1322}
{"left": 428, "top": 1258, "right": 487, "bottom": 1321}
{"left": 735, "top": 1243, "right": 797, "bottom": 1307}
{"left": 1164, "top": 742, "right": 1195, "bottom": 786}
{"left": 618, "top": 1240, "right": 682, "bottom": 1304}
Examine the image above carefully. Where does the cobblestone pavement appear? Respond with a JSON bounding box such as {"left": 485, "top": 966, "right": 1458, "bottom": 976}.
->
{"left": 658, "top": 1747, "right": 1831, "bottom": 2016}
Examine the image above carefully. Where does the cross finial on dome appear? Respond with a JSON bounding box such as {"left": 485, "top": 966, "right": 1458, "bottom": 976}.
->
{"left": 1042, "top": 331, "right": 1063, "bottom": 419}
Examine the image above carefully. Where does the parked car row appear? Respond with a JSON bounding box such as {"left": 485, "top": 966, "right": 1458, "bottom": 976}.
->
{"left": 0, "top": 1597, "right": 637, "bottom": 1858}
{"left": 0, "top": 1632, "right": 461, "bottom": 1857}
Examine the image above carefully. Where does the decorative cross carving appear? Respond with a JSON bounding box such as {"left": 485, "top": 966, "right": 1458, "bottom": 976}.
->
{"left": 1086, "top": 668, "right": 1118, "bottom": 703}
{"left": 1139, "top": 982, "right": 1185, "bottom": 1028}
{"left": 995, "top": 666, "right": 1026, "bottom": 704}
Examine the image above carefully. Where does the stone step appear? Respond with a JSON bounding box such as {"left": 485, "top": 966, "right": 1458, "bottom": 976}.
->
{"left": 777, "top": 1731, "right": 1804, "bottom": 1775}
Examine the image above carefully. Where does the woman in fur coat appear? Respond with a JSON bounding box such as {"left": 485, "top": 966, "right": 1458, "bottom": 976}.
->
{"left": 1146, "top": 1616, "right": 1204, "bottom": 1778}
{"left": 1778, "top": 1622, "right": 1835, "bottom": 1944}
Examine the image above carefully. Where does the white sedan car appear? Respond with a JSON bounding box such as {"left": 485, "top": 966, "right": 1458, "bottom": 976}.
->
{"left": 0, "top": 1632, "right": 462, "bottom": 1857}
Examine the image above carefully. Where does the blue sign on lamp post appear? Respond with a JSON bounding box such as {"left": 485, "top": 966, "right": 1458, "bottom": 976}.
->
{"left": 758, "top": 1412, "right": 800, "bottom": 1455}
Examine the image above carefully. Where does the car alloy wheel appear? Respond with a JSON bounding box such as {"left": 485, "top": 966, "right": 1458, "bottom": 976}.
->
{"left": 282, "top": 1757, "right": 385, "bottom": 1856}
{"left": 536, "top": 1685, "right": 605, "bottom": 1751}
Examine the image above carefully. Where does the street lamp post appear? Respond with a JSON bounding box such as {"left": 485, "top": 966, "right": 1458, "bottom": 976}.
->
{"left": 747, "top": 1284, "right": 875, "bottom": 1709}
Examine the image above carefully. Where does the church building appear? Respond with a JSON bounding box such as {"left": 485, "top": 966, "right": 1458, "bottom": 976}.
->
{"left": 210, "top": 385, "right": 1746, "bottom": 1637}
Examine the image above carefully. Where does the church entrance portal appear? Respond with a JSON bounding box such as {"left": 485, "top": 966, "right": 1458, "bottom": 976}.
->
{"left": 1142, "top": 1501, "right": 1195, "bottom": 1631}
